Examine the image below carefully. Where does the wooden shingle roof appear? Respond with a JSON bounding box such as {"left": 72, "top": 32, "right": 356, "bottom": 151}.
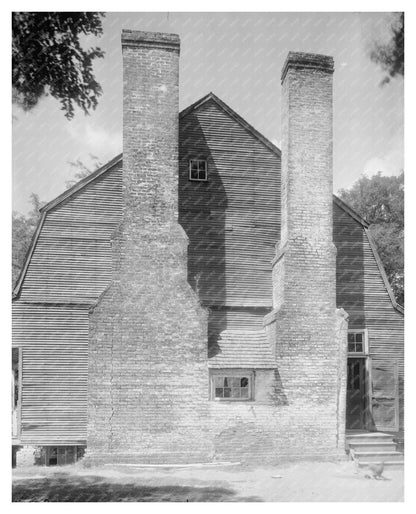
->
{"left": 208, "top": 330, "right": 275, "bottom": 369}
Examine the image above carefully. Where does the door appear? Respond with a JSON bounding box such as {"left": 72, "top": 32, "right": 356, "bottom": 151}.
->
{"left": 346, "top": 357, "right": 367, "bottom": 429}
{"left": 12, "top": 347, "right": 21, "bottom": 439}
{"left": 369, "top": 359, "right": 399, "bottom": 432}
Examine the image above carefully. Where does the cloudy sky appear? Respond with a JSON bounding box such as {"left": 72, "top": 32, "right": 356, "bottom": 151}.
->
{"left": 12, "top": 11, "right": 404, "bottom": 214}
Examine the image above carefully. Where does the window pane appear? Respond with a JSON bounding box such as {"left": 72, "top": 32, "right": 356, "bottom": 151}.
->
{"left": 190, "top": 168, "right": 198, "bottom": 180}
{"left": 348, "top": 342, "right": 355, "bottom": 352}
{"left": 223, "top": 378, "right": 228, "bottom": 387}
{"left": 348, "top": 333, "right": 355, "bottom": 343}
{"left": 215, "top": 388, "right": 223, "bottom": 398}
{"left": 229, "top": 377, "right": 240, "bottom": 388}
{"left": 231, "top": 388, "right": 241, "bottom": 398}
{"left": 356, "top": 342, "right": 363, "bottom": 352}
{"left": 223, "top": 388, "right": 231, "bottom": 398}
{"left": 240, "top": 377, "right": 249, "bottom": 387}
{"left": 240, "top": 387, "right": 249, "bottom": 398}
{"left": 198, "top": 168, "right": 207, "bottom": 180}
{"left": 355, "top": 333, "right": 363, "bottom": 343}
{"left": 214, "top": 376, "right": 224, "bottom": 388}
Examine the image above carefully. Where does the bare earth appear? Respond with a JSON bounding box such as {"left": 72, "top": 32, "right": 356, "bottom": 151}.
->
{"left": 12, "top": 460, "right": 404, "bottom": 502}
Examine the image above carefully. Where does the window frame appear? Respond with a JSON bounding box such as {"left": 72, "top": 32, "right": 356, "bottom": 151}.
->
{"left": 347, "top": 329, "right": 368, "bottom": 356}
{"left": 210, "top": 369, "right": 254, "bottom": 402}
{"left": 189, "top": 159, "right": 208, "bottom": 182}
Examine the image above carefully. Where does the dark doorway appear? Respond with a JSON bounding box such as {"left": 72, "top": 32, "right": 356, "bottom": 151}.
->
{"left": 346, "top": 357, "right": 367, "bottom": 429}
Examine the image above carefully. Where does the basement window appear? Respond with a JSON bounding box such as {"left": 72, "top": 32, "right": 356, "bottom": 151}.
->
{"left": 189, "top": 159, "right": 208, "bottom": 181}
{"left": 210, "top": 370, "right": 254, "bottom": 401}
{"left": 348, "top": 330, "right": 368, "bottom": 355}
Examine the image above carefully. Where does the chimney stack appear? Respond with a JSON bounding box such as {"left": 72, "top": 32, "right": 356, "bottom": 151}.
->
{"left": 265, "top": 52, "right": 348, "bottom": 457}
{"left": 121, "top": 30, "right": 180, "bottom": 226}
{"left": 86, "top": 30, "right": 212, "bottom": 465}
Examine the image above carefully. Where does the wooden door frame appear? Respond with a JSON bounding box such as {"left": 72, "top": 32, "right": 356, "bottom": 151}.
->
{"left": 346, "top": 355, "right": 369, "bottom": 430}
{"left": 12, "top": 346, "right": 22, "bottom": 441}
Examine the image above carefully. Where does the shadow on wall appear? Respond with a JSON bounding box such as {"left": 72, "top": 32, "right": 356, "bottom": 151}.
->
{"left": 179, "top": 112, "right": 227, "bottom": 353}
{"left": 12, "top": 474, "right": 262, "bottom": 502}
{"left": 333, "top": 203, "right": 365, "bottom": 327}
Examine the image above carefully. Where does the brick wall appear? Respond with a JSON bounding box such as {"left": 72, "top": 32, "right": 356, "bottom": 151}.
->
{"left": 86, "top": 40, "right": 348, "bottom": 465}
{"left": 86, "top": 31, "right": 213, "bottom": 465}
{"left": 262, "top": 53, "right": 348, "bottom": 459}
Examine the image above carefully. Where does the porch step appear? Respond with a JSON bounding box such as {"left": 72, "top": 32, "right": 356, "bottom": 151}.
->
{"left": 348, "top": 441, "right": 397, "bottom": 452}
{"left": 346, "top": 432, "right": 393, "bottom": 444}
{"left": 352, "top": 451, "right": 403, "bottom": 463}
{"left": 357, "top": 460, "right": 404, "bottom": 470}
{"left": 346, "top": 432, "right": 404, "bottom": 468}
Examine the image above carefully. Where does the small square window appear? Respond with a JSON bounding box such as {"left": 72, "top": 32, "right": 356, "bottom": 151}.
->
{"left": 210, "top": 371, "right": 254, "bottom": 401}
{"left": 347, "top": 330, "right": 367, "bottom": 355}
{"left": 189, "top": 159, "right": 207, "bottom": 181}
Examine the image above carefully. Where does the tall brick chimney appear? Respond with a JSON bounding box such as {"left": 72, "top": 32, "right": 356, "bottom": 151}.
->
{"left": 86, "top": 30, "right": 213, "bottom": 465}
{"left": 265, "top": 52, "right": 348, "bottom": 457}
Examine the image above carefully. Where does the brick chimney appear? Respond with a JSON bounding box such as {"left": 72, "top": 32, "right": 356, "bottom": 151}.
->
{"left": 265, "top": 52, "right": 348, "bottom": 456}
{"left": 86, "top": 30, "right": 212, "bottom": 465}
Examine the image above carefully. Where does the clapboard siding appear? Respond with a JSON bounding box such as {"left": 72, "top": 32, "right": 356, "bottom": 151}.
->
{"left": 333, "top": 202, "right": 404, "bottom": 431}
{"left": 179, "top": 99, "right": 280, "bottom": 306}
{"left": 12, "top": 96, "right": 404, "bottom": 446}
{"left": 12, "top": 303, "right": 89, "bottom": 444}
{"left": 18, "top": 163, "right": 122, "bottom": 303}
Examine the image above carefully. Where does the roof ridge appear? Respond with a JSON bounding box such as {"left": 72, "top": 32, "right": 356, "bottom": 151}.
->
{"left": 41, "top": 153, "right": 123, "bottom": 213}
{"left": 179, "top": 92, "right": 281, "bottom": 156}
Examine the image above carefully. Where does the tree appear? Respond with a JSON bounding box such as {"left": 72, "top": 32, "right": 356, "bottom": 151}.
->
{"left": 12, "top": 194, "right": 45, "bottom": 288}
{"left": 65, "top": 154, "right": 102, "bottom": 189}
{"left": 370, "top": 12, "right": 404, "bottom": 84}
{"left": 338, "top": 172, "right": 404, "bottom": 306}
{"left": 12, "top": 158, "right": 102, "bottom": 289}
{"left": 12, "top": 12, "right": 105, "bottom": 119}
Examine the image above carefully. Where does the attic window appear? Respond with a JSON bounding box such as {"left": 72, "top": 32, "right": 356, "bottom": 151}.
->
{"left": 210, "top": 371, "right": 254, "bottom": 401}
{"left": 348, "top": 330, "right": 368, "bottom": 355}
{"left": 189, "top": 159, "right": 207, "bottom": 181}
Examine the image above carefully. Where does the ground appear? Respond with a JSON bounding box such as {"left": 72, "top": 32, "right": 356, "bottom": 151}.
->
{"left": 12, "top": 460, "right": 404, "bottom": 502}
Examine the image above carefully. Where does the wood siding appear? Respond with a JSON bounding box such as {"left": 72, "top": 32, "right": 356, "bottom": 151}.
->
{"left": 334, "top": 202, "right": 404, "bottom": 432}
{"left": 12, "top": 98, "right": 404, "bottom": 445}
{"left": 12, "top": 303, "right": 89, "bottom": 445}
{"left": 18, "top": 162, "right": 122, "bottom": 304}
{"left": 179, "top": 99, "right": 281, "bottom": 307}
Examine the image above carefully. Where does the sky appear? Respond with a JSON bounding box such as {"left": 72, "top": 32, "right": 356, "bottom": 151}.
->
{"left": 12, "top": 11, "right": 404, "bottom": 214}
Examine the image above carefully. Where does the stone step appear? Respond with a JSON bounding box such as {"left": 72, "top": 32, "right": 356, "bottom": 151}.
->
{"left": 346, "top": 432, "right": 394, "bottom": 444}
{"left": 358, "top": 460, "right": 404, "bottom": 470}
{"left": 352, "top": 451, "right": 404, "bottom": 463}
{"left": 348, "top": 441, "right": 397, "bottom": 452}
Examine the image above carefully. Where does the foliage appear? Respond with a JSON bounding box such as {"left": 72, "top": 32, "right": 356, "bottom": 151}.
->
{"left": 12, "top": 158, "right": 101, "bottom": 289}
{"left": 338, "top": 172, "right": 404, "bottom": 306}
{"left": 370, "top": 12, "right": 404, "bottom": 84}
{"left": 66, "top": 155, "right": 102, "bottom": 189}
{"left": 12, "top": 12, "right": 105, "bottom": 119}
{"left": 12, "top": 194, "right": 45, "bottom": 289}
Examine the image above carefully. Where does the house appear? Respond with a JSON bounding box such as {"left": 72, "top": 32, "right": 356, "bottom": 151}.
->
{"left": 12, "top": 30, "right": 404, "bottom": 467}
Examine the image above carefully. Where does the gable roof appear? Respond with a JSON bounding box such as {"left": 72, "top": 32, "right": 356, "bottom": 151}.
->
{"left": 180, "top": 92, "right": 281, "bottom": 157}
{"left": 333, "top": 194, "right": 403, "bottom": 315}
{"left": 13, "top": 94, "right": 403, "bottom": 314}
{"left": 40, "top": 153, "right": 123, "bottom": 214}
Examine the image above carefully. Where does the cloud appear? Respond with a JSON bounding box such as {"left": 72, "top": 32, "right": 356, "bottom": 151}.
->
{"left": 66, "top": 120, "right": 122, "bottom": 161}
{"left": 364, "top": 149, "right": 404, "bottom": 177}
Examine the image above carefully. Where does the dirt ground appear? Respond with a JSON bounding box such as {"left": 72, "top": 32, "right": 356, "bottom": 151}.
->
{"left": 12, "top": 459, "right": 404, "bottom": 502}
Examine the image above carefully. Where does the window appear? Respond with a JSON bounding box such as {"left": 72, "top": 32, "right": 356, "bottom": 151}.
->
{"left": 348, "top": 330, "right": 368, "bottom": 355}
{"left": 210, "top": 371, "right": 254, "bottom": 401}
{"left": 189, "top": 159, "right": 207, "bottom": 181}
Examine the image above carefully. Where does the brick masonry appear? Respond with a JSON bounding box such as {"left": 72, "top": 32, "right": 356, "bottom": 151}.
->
{"left": 86, "top": 31, "right": 213, "bottom": 465}
{"left": 262, "top": 52, "right": 348, "bottom": 459}
{"left": 85, "top": 37, "right": 348, "bottom": 465}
